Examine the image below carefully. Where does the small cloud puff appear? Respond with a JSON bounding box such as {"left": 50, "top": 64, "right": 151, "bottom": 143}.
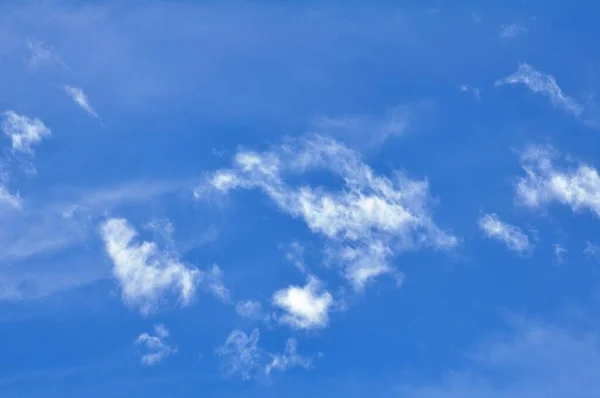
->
{"left": 64, "top": 86, "right": 99, "bottom": 118}
{"left": 478, "top": 213, "right": 532, "bottom": 253}
{"left": 272, "top": 275, "right": 333, "bottom": 330}
{"left": 135, "top": 324, "right": 177, "bottom": 366}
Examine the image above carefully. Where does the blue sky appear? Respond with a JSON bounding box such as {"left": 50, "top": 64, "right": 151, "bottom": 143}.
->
{"left": 2, "top": 1, "right": 600, "bottom": 397}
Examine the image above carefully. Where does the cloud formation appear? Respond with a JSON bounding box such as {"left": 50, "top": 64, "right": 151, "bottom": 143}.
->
{"left": 199, "top": 134, "right": 457, "bottom": 290}
{"left": 272, "top": 276, "right": 333, "bottom": 330}
{"left": 1, "top": 111, "right": 51, "bottom": 154}
{"left": 135, "top": 324, "right": 177, "bottom": 366}
{"left": 478, "top": 213, "right": 532, "bottom": 253}
{"left": 215, "top": 329, "right": 315, "bottom": 381}
{"left": 64, "top": 86, "right": 99, "bottom": 118}
{"left": 499, "top": 24, "right": 527, "bottom": 39}
{"left": 515, "top": 145, "right": 600, "bottom": 217}
{"left": 496, "top": 64, "right": 583, "bottom": 116}
{"left": 100, "top": 218, "right": 200, "bottom": 314}
{"left": 401, "top": 320, "right": 600, "bottom": 398}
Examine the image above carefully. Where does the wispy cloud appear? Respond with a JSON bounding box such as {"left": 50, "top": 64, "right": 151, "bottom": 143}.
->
{"left": 554, "top": 244, "right": 567, "bottom": 263}
{"left": 0, "top": 185, "right": 22, "bottom": 210}
{"left": 496, "top": 64, "right": 583, "bottom": 116}
{"left": 64, "top": 86, "right": 99, "bottom": 118}
{"left": 198, "top": 134, "right": 457, "bottom": 290}
{"left": 235, "top": 300, "right": 266, "bottom": 321}
{"left": 584, "top": 241, "right": 600, "bottom": 261}
{"left": 100, "top": 218, "right": 200, "bottom": 314}
{"left": 272, "top": 275, "right": 333, "bottom": 330}
{"left": 311, "top": 105, "right": 411, "bottom": 150}
{"left": 500, "top": 24, "right": 527, "bottom": 39}
{"left": 401, "top": 319, "right": 600, "bottom": 398}
{"left": 515, "top": 145, "right": 600, "bottom": 217}
{"left": 215, "top": 329, "right": 316, "bottom": 381}
{"left": 25, "top": 39, "right": 66, "bottom": 70}
{"left": 1, "top": 111, "right": 51, "bottom": 155}
{"left": 460, "top": 84, "right": 481, "bottom": 100}
{"left": 135, "top": 324, "right": 177, "bottom": 366}
{"left": 478, "top": 213, "right": 532, "bottom": 253}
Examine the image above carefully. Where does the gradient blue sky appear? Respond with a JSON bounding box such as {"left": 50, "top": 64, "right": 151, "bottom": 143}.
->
{"left": 2, "top": 1, "right": 600, "bottom": 397}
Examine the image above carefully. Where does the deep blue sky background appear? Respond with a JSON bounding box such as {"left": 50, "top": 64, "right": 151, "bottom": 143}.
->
{"left": 2, "top": 1, "right": 600, "bottom": 397}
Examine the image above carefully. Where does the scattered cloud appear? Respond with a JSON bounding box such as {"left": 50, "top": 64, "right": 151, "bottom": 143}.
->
{"left": 310, "top": 104, "right": 420, "bottom": 150}
{"left": 478, "top": 213, "right": 532, "bottom": 253}
{"left": 215, "top": 329, "right": 315, "bottom": 381}
{"left": 1, "top": 111, "right": 51, "bottom": 155}
{"left": 99, "top": 218, "right": 200, "bottom": 314}
{"left": 64, "top": 86, "right": 99, "bottom": 118}
{"left": 198, "top": 134, "right": 457, "bottom": 290}
{"left": 272, "top": 275, "right": 333, "bottom": 330}
{"left": 495, "top": 64, "right": 583, "bottom": 116}
{"left": 515, "top": 145, "right": 600, "bottom": 217}
{"left": 0, "top": 185, "right": 22, "bottom": 210}
{"left": 135, "top": 324, "right": 177, "bottom": 366}
{"left": 460, "top": 84, "right": 481, "bottom": 100}
{"left": 236, "top": 300, "right": 266, "bottom": 320}
{"left": 280, "top": 241, "right": 307, "bottom": 273}
{"left": 25, "top": 39, "right": 66, "bottom": 70}
{"left": 201, "top": 264, "right": 230, "bottom": 303}
{"left": 500, "top": 24, "right": 528, "bottom": 39}
{"left": 554, "top": 244, "right": 567, "bottom": 263}
{"left": 400, "top": 319, "right": 600, "bottom": 398}
{"left": 584, "top": 241, "right": 600, "bottom": 261}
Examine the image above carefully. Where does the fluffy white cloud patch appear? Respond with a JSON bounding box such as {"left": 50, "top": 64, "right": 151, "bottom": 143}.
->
{"left": 64, "top": 86, "right": 99, "bottom": 118}
{"left": 199, "top": 134, "right": 457, "bottom": 290}
{"left": 215, "top": 329, "right": 315, "bottom": 381}
{"left": 135, "top": 324, "right": 177, "bottom": 366}
{"left": 496, "top": 64, "right": 583, "bottom": 116}
{"left": 1, "top": 111, "right": 51, "bottom": 154}
{"left": 478, "top": 213, "right": 532, "bottom": 253}
{"left": 272, "top": 275, "right": 333, "bottom": 330}
{"left": 516, "top": 146, "right": 600, "bottom": 217}
{"left": 100, "top": 218, "right": 200, "bottom": 314}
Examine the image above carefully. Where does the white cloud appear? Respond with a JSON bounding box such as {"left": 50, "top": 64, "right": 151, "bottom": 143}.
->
{"left": 0, "top": 186, "right": 22, "bottom": 210}
{"left": 236, "top": 300, "right": 265, "bottom": 320}
{"left": 460, "top": 84, "right": 481, "bottom": 100}
{"left": 500, "top": 24, "right": 527, "bottom": 39}
{"left": 199, "top": 134, "right": 457, "bottom": 290}
{"left": 496, "top": 64, "right": 583, "bottom": 116}
{"left": 400, "top": 320, "right": 600, "bottom": 398}
{"left": 272, "top": 275, "right": 333, "bottom": 330}
{"left": 99, "top": 218, "right": 200, "bottom": 314}
{"left": 202, "top": 264, "right": 230, "bottom": 303}
{"left": 515, "top": 145, "right": 600, "bottom": 217}
{"left": 265, "top": 338, "right": 316, "bottom": 375}
{"left": 478, "top": 213, "right": 531, "bottom": 253}
{"left": 135, "top": 324, "right": 177, "bottom": 366}
{"left": 554, "top": 244, "right": 567, "bottom": 263}
{"left": 1, "top": 111, "right": 51, "bottom": 154}
{"left": 215, "top": 329, "right": 315, "bottom": 381}
{"left": 64, "top": 86, "right": 99, "bottom": 118}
